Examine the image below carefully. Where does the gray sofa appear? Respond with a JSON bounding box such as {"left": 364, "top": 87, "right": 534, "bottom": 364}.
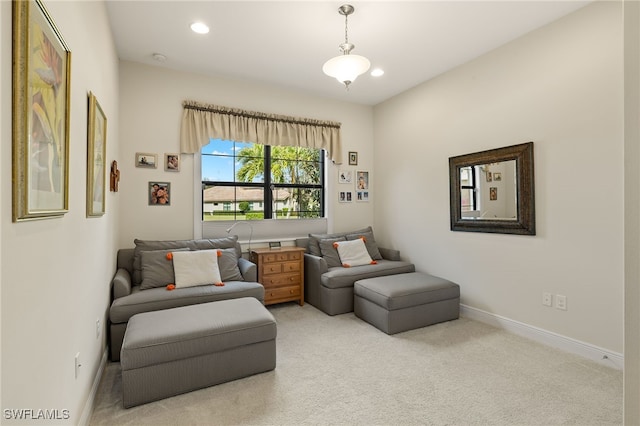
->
{"left": 109, "top": 236, "right": 264, "bottom": 361}
{"left": 295, "top": 227, "right": 415, "bottom": 315}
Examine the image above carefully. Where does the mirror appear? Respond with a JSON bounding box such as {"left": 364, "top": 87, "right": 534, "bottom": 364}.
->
{"left": 449, "top": 142, "right": 535, "bottom": 235}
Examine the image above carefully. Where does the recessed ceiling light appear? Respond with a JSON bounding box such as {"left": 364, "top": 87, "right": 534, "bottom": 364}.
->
{"left": 190, "top": 22, "right": 210, "bottom": 34}
{"left": 371, "top": 68, "right": 385, "bottom": 77}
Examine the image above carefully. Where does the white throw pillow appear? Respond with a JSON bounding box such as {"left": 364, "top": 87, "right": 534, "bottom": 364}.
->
{"left": 333, "top": 238, "right": 377, "bottom": 267}
{"left": 172, "top": 249, "right": 223, "bottom": 288}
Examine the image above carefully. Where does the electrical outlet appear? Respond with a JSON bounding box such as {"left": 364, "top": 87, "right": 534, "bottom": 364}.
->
{"left": 556, "top": 294, "right": 567, "bottom": 310}
{"left": 542, "top": 292, "right": 552, "bottom": 307}
{"left": 75, "top": 353, "right": 81, "bottom": 379}
{"left": 96, "top": 319, "right": 101, "bottom": 339}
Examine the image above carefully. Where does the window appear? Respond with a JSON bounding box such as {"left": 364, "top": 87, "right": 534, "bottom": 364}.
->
{"left": 201, "top": 139, "right": 324, "bottom": 221}
{"left": 460, "top": 166, "right": 477, "bottom": 212}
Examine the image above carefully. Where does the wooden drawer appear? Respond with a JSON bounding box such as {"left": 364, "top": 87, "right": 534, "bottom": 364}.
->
{"left": 261, "top": 261, "right": 300, "bottom": 275}
{"left": 282, "top": 261, "right": 301, "bottom": 273}
{"left": 265, "top": 285, "right": 301, "bottom": 303}
{"left": 261, "top": 273, "right": 301, "bottom": 288}
{"left": 262, "top": 263, "right": 284, "bottom": 275}
{"left": 262, "top": 251, "right": 302, "bottom": 263}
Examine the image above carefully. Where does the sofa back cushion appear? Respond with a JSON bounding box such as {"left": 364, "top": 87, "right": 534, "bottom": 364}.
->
{"left": 217, "top": 248, "right": 244, "bottom": 282}
{"left": 345, "top": 230, "right": 382, "bottom": 260}
{"left": 132, "top": 236, "right": 240, "bottom": 285}
{"left": 308, "top": 226, "right": 383, "bottom": 262}
{"left": 308, "top": 226, "right": 373, "bottom": 257}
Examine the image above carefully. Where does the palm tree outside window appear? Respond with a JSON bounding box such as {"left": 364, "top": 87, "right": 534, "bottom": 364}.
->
{"left": 201, "top": 139, "right": 324, "bottom": 221}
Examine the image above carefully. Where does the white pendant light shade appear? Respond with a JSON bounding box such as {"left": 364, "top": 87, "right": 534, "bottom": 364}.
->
{"left": 323, "top": 54, "right": 371, "bottom": 86}
{"left": 323, "top": 4, "right": 370, "bottom": 89}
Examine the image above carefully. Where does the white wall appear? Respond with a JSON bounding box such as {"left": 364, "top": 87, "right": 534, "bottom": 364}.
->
{"left": 117, "top": 61, "right": 374, "bottom": 248}
{"left": 373, "top": 2, "right": 623, "bottom": 353}
{"left": 624, "top": 0, "right": 640, "bottom": 422}
{"left": 0, "top": 1, "right": 119, "bottom": 424}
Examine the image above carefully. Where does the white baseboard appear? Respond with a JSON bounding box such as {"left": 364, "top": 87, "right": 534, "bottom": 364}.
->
{"left": 460, "top": 304, "right": 624, "bottom": 370}
{"left": 78, "top": 348, "right": 109, "bottom": 426}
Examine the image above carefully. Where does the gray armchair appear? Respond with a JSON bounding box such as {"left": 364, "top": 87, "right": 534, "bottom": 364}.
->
{"left": 295, "top": 235, "right": 415, "bottom": 315}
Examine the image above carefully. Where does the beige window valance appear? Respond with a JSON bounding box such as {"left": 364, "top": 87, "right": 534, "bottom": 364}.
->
{"left": 180, "top": 101, "right": 342, "bottom": 163}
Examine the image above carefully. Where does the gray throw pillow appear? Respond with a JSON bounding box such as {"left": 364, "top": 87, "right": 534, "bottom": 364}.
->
{"left": 140, "top": 248, "right": 189, "bottom": 290}
{"left": 346, "top": 230, "right": 382, "bottom": 260}
{"left": 319, "top": 237, "right": 346, "bottom": 268}
{"left": 218, "top": 248, "right": 244, "bottom": 282}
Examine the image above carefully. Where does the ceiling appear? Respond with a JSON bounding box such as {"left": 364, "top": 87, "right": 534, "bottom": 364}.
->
{"left": 105, "top": 1, "right": 592, "bottom": 106}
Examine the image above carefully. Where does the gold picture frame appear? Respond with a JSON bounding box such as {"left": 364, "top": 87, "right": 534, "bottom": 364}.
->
{"left": 12, "top": 0, "right": 71, "bottom": 221}
{"left": 87, "top": 92, "right": 107, "bottom": 217}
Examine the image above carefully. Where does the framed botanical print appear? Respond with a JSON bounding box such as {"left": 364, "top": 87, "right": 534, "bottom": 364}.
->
{"left": 12, "top": 0, "right": 71, "bottom": 221}
{"left": 87, "top": 92, "right": 107, "bottom": 217}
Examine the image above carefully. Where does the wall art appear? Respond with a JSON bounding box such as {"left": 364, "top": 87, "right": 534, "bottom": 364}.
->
{"left": 348, "top": 151, "right": 358, "bottom": 166}
{"left": 110, "top": 160, "right": 120, "bottom": 192}
{"left": 149, "top": 181, "right": 170, "bottom": 206}
{"left": 356, "top": 170, "right": 369, "bottom": 202}
{"left": 165, "top": 153, "right": 180, "bottom": 172}
{"left": 87, "top": 92, "right": 106, "bottom": 217}
{"left": 12, "top": 0, "right": 71, "bottom": 221}
{"left": 135, "top": 152, "right": 157, "bottom": 168}
{"left": 339, "top": 170, "right": 352, "bottom": 184}
{"left": 339, "top": 191, "right": 353, "bottom": 203}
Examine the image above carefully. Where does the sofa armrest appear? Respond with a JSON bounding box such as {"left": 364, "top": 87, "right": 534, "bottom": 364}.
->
{"left": 304, "top": 253, "right": 328, "bottom": 274}
{"left": 112, "top": 268, "right": 132, "bottom": 300}
{"left": 379, "top": 247, "right": 401, "bottom": 261}
{"left": 238, "top": 257, "right": 257, "bottom": 282}
{"left": 304, "top": 253, "right": 328, "bottom": 287}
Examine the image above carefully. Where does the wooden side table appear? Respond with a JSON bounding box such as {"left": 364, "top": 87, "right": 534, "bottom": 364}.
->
{"left": 250, "top": 247, "right": 305, "bottom": 306}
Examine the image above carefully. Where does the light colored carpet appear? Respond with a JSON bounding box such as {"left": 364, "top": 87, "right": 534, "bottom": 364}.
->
{"left": 90, "top": 303, "right": 622, "bottom": 426}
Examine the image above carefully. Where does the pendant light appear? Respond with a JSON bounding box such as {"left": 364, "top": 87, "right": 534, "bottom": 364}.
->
{"left": 322, "top": 4, "right": 370, "bottom": 89}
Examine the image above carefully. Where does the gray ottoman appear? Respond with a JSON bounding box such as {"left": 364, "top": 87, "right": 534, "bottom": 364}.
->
{"left": 120, "top": 297, "right": 277, "bottom": 408}
{"left": 354, "top": 272, "right": 460, "bottom": 334}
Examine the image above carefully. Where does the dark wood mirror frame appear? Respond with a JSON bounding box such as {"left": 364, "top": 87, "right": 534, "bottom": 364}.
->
{"left": 449, "top": 142, "right": 535, "bottom": 235}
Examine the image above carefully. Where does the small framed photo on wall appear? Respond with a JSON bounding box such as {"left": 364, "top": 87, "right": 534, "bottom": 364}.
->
{"left": 356, "top": 191, "right": 369, "bottom": 202}
{"left": 165, "top": 153, "right": 180, "bottom": 172}
{"left": 348, "top": 151, "right": 358, "bottom": 166}
{"left": 339, "top": 170, "right": 353, "bottom": 184}
{"left": 490, "top": 187, "right": 498, "bottom": 201}
{"left": 356, "top": 171, "right": 370, "bottom": 202}
{"left": 149, "top": 181, "right": 171, "bottom": 205}
{"left": 339, "top": 191, "right": 353, "bottom": 203}
{"left": 136, "top": 152, "right": 157, "bottom": 168}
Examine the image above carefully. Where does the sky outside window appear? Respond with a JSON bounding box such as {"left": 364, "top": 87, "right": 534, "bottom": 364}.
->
{"left": 202, "top": 139, "right": 260, "bottom": 182}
